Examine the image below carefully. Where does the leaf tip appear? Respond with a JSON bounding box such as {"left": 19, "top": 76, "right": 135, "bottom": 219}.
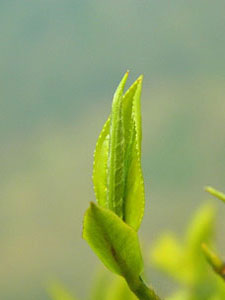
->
{"left": 204, "top": 185, "right": 212, "bottom": 193}
{"left": 123, "top": 70, "right": 129, "bottom": 82}
{"left": 204, "top": 186, "right": 225, "bottom": 203}
{"left": 137, "top": 74, "right": 144, "bottom": 82}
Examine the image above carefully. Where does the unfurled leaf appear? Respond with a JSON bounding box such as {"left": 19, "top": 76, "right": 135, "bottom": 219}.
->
{"left": 205, "top": 186, "right": 225, "bottom": 203}
{"left": 92, "top": 72, "right": 145, "bottom": 230}
{"left": 83, "top": 202, "right": 143, "bottom": 278}
{"left": 93, "top": 117, "right": 110, "bottom": 208}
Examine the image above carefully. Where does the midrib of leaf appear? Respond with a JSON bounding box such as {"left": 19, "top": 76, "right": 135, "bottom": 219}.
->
{"left": 92, "top": 210, "right": 134, "bottom": 278}
{"left": 107, "top": 72, "right": 128, "bottom": 217}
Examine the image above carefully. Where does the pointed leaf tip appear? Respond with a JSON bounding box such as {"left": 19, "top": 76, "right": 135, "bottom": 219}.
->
{"left": 137, "top": 74, "right": 143, "bottom": 82}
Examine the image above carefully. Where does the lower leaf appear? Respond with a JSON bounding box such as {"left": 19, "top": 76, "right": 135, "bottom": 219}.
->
{"left": 82, "top": 202, "right": 143, "bottom": 279}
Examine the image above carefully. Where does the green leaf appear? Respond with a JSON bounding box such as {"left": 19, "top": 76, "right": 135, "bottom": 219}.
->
{"left": 83, "top": 202, "right": 143, "bottom": 279}
{"left": 92, "top": 73, "right": 145, "bottom": 230}
{"left": 122, "top": 76, "right": 145, "bottom": 230}
{"left": 107, "top": 71, "right": 129, "bottom": 217}
{"left": 205, "top": 186, "right": 225, "bottom": 203}
{"left": 93, "top": 117, "right": 110, "bottom": 208}
{"left": 93, "top": 72, "right": 128, "bottom": 215}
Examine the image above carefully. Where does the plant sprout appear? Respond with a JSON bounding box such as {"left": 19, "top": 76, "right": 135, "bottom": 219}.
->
{"left": 82, "top": 72, "right": 161, "bottom": 300}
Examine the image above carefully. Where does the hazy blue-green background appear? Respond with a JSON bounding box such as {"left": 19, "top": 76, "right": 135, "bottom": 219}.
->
{"left": 1, "top": 1, "right": 225, "bottom": 299}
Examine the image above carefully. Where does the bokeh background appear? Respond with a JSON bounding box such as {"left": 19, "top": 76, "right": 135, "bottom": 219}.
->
{"left": 1, "top": 1, "right": 225, "bottom": 299}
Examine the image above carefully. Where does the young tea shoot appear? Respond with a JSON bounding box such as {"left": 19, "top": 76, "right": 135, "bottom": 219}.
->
{"left": 83, "top": 72, "right": 161, "bottom": 300}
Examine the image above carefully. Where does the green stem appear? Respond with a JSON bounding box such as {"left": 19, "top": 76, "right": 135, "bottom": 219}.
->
{"left": 202, "top": 243, "right": 225, "bottom": 281}
{"left": 126, "top": 276, "right": 162, "bottom": 300}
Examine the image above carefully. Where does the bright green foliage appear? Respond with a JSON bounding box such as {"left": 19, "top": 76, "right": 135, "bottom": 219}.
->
{"left": 92, "top": 72, "right": 145, "bottom": 231}
{"left": 205, "top": 186, "right": 225, "bottom": 203}
{"left": 92, "top": 117, "right": 110, "bottom": 208}
{"left": 83, "top": 202, "right": 143, "bottom": 278}
{"left": 150, "top": 204, "right": 225, "bottom": 299}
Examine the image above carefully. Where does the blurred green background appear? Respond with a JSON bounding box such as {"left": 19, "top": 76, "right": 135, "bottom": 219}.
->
{"left": 1, "top": 1, "right": 225, "bottom": 299}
